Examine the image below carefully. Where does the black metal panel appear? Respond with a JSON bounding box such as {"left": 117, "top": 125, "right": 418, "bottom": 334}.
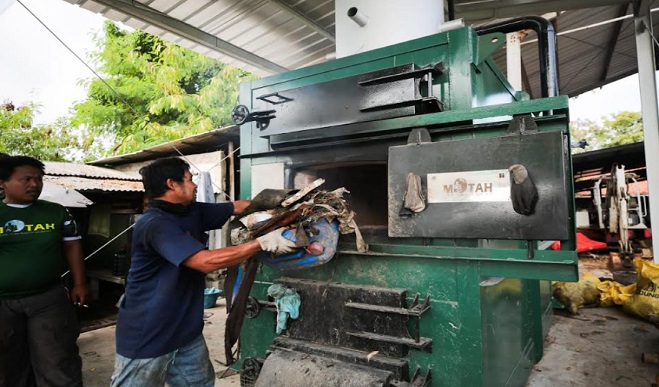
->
{"left": 388, "top": 131, "right": 571, "bottom": 240}
{"left": 359, "top": 66, "right": 419, "bottom": 111}
{"left": 256, "top": 64, "right": 439, "bottom": 137}
{"left": 276, "top": 278, "right": 418, "bottom": 357}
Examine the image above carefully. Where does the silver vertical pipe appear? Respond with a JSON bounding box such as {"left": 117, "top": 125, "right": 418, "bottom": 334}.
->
{"left": 228, "top": 141, "right": 235, "bottom": 202}
{"left": 634, "top": 5, "right": 659, "bottom": 262}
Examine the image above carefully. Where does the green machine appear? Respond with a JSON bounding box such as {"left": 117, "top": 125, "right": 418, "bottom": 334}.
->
{"left": 232, "top": 22, "right": 577, "bottom": 387}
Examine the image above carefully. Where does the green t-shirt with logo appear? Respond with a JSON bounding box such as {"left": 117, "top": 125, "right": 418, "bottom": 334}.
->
{"left": 0, "top": 200, "right": 81, "bottom": 299}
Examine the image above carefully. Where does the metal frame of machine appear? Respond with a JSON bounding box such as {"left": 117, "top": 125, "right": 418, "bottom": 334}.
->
{"left": 234, "top": 25, "right": 578, "bottom": 387}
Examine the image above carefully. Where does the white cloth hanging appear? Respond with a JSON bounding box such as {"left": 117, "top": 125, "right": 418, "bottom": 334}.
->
{"left": 196, "top": 171, "right": 215, "bottom": 203}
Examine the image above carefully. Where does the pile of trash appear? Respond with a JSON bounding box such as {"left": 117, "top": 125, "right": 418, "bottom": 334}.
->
{"left": 230, "top": 179, "right": 367, "bottom": 270}
{"left": 553, "top": 259, "right": 659, "bottom": 324}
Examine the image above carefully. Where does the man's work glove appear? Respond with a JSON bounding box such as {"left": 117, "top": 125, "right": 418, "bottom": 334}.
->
{"left": 509, "top": 164, "right": 538, "bottom": 215}
{"left": 243, "top": 189, "right": 295, "bottom": 216}
{"left": 257, "top": 227, "right": 298, "bottom": 255}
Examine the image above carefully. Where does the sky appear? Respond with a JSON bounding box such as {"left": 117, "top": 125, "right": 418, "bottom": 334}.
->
{"left": 0, "top": 0, "right": 106, "bottom": 124}
{"left": 0, "top": 0, "right": 646, "bottom": 125}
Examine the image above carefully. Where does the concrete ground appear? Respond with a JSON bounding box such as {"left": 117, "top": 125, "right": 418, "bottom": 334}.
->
{"left": 79, "top": 260, "right": 659, "bottom": 387}
{"left": 527, "top": 257, "right": 659, "bottom": 387}
{"left": 526, "top": 307, "right": 658, "bottom": 387}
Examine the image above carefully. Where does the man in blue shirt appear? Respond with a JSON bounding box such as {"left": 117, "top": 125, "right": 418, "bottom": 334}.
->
{"left": 111, "top": 157, "right": 296, "bottom": 387}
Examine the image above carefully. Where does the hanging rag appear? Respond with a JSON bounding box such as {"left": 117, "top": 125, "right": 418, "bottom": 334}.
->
{"left": 195, "top": 171, "right": 220, "bottom": 249}
{"left": 195, "top": 171, "right": 215, "bottom": 203}
{"left": 509, "top": 164, "right": 538, "bottom": 215}
{"left": 267, "top": 284, "right": 301, "bottom": 334}
{"left": 402, "top": 172, "right": 426, "bottom": 213}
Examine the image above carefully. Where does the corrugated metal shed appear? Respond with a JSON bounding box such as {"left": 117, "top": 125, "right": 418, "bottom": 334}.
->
{"left": 572, "top": 141, "right": 646, "bottom": 193}
{"left": 45, "top": 161, "right": 140, "bottom": 180}
{"left": 89, "top": 125, "right": 240, "bottom": 166}
{"left": 62, "top": 0, "right": 659, "bottom": 98}
{"left": 44, "top": 162, "right": 143, "bottom": 193}
{"left": 43, "top": 175, "right": 143, "bottom": 192}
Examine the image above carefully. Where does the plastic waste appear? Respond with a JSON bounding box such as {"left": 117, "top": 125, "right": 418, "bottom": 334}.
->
{"left": 256, "top": 218, "right": 339, "bottom": 270}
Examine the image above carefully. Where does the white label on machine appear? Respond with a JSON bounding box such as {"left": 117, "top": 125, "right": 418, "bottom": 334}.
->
{"left": 427, "top": 169, "right": 511, "bottom": 203}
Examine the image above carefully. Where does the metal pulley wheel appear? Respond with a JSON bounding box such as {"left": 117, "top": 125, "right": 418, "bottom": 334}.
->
{"left": 231, "top": 105, "right": 250, "bottom": 125}
{"left": 245, "top": 296, "right": 260, "bottom": 318}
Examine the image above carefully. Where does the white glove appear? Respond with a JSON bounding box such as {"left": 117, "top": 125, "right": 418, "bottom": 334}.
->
{"left": 257, "top": 227, "right": 297, "bottom": 255}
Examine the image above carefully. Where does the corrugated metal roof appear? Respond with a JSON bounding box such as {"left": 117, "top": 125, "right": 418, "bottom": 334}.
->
{"left": 45, "top": 161, "right": 141, "bottom": 180}
{"left": 89, "top": 125, "right": 240, "bottom": 166}
{"left": 483, "top": 3, "right": 659, "bottom": 98}
{"left": 62, "top": 0, "right": 658, "bottom": 98}
{"left": 44, "top": 175, "right": 144, "bottom": 192}
{"left": 64, "top": 0, "right": 336, "bottom": 75}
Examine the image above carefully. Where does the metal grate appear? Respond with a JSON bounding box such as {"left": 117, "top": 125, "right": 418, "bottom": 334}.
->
{"left": 239, "top": 358, "right": 262, "bottom": 387}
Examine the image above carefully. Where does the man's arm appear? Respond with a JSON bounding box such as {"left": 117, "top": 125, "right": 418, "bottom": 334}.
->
{"left": 63, "top": 239, "right": 88, "bottom": 305}
{"left": 182, "top": 227, "right": 298, "bottom": 273}
{"left": 232, "top": 200, "right": 251, "bottom": 215}
{"left": 183, "top": 240, "right": 261, "bottom": 273}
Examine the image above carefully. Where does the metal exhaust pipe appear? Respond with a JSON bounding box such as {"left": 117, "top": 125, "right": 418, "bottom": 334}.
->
{"left": 347, "top": 7, "right": 369, "bottom": 27}
{"left": 476, "top": 16, "right": 559, "bottom": 98}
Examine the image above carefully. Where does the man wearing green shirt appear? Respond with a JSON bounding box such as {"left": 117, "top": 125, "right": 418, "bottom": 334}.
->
{"left": 0, "top": 155, "right": 88, "bottom": 387}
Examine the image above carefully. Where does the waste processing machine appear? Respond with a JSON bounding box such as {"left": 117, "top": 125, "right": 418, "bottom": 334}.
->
{"left": 229, "top": 5, "right": 578, "bottom": 386}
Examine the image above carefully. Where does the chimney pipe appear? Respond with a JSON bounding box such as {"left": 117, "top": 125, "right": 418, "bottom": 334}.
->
{"left": 336, "top": 0, "right": 445, "bottom": 58}
{"left": 347, "top": 7, "right": 369, "bottom": 27}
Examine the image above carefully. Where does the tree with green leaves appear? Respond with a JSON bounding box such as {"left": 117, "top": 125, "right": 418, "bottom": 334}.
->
{"left": 570, "top": 111, "right": 643, "bottom": 153}
{"left": 70, "top": 21, "right": 254, "bottom": 157}
{"left": 0, "top": 102, "right": 79, "bottom": 161}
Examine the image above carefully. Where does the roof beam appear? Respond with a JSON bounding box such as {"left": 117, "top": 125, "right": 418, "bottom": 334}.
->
{"left": 456, "top": 0, "right": 633, "bottom": 22}
{"left": 269, "top": 0, "right": 335, "bottom": 42}
{"left": 89, "top": 0, "right": 288, "bottom": 74}
{"left": 599, "top": 3, "right": 631, "bottom": 82}
{"left": 634, "top": 0, "right": 659, "bottom": 262}
{"left": 634, "top": 0, "right": 654, "bottom": 16}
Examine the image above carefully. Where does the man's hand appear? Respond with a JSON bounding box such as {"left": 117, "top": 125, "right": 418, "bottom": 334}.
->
{"left": 257, "top": 227, "right": 298, "bottom": 255}
{"left": 69, "top": 284, "right": 89, "bottom": 307}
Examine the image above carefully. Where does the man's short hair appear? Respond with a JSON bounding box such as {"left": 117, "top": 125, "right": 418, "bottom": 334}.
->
{"left": 139, "top": 157, "right": 190, "bottom": 199}
{"left": 0, "top": 155, "right": 45, "bottom": 181}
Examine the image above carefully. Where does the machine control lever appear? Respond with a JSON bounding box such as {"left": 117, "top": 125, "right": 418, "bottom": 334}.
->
{"left": 230, "top": 104, "right": 276, "bottom": 130}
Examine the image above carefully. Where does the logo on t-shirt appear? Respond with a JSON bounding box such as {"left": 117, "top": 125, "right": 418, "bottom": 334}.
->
{"left": 2, "top": 220, "right": 25, "bottom": 233}
{"left": 0, "top": 220, "right": 55, "bottom": 234}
